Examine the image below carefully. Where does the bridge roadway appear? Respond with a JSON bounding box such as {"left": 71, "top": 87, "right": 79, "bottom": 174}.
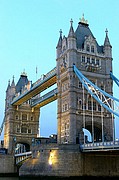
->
{"left": 11, "top": 67, "right": 56, "bottom": 106}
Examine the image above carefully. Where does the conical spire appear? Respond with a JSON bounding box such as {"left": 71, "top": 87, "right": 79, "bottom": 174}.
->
{"left": 104, "top": 28, "right": 112, "bottom": 47}
{"left": 68, "top": 19, "right": 75, "bottom": 38}
{"left": 67, "top": 19, "right": 76, "bottom": 50}
{"left": 56, "top": 29, "right": 62, "bottom": 48}
{"left": 6, "top": 80, "right": 11, "bottom": 91}
{"left": 103, "top": 28, "right": 112, "bottom": 58}
{"left": 8, "top": 79, "right": 10, "bottom": 87}
{"left": 11, "top": 75, "right": 15, "bottom": 87}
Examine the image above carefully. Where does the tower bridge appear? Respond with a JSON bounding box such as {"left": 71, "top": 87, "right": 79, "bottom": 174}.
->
{"left": 1, "top": 15, "right": 119, "bottom": 177}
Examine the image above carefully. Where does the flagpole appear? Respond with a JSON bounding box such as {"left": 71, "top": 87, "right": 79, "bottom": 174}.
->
{"left": 36, "top": 66, "right": 38, "bottom": 80}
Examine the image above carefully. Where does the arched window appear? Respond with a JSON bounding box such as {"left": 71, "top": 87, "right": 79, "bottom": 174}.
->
{"left": 31, "top": 116, "right": 33, "bottom": 120}
{"left": 92, "top": 58, "right": 95, "bottom": 64}
{"left": 22, "top": 114, "right": 27, "bottom": 121}
{"left": 16, "top": 125, "right": 20, "bottom": 133}
{"left": 91, "top": 45, "right": 95, "bottom": 53}
{"left": 15, "top": 115, "right": 19, "bottom": 120}
{"left": 86, "top": 44, "right": 90, "bottom": 52}
{"left": 28, "top": 129, "right": 32, "bottom": 134}
{"left": 87, "top": 57, "right": 90, "bottom": 63}
{"left": 96, "top": 59, "right": 100, "bottom": 66}
{"left": 21, "top": 127, "right": 27, "bottom": 133}
{"left": 82, "top": 56, "right": 85, "bottom": 63}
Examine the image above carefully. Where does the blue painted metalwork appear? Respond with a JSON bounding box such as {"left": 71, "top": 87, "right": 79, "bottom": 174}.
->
{"left": 73, "top": 65, "right": 119, "bottom": 117}
{"left": 110, "top": 71, "right": 119, "bottom": 87}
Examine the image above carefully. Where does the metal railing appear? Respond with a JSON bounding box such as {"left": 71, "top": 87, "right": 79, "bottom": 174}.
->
{"left": 15, "top": 151, "right": 32, "bottom": 165}
{"left": 80, "top": 141, "right": 119, "bottom": 152}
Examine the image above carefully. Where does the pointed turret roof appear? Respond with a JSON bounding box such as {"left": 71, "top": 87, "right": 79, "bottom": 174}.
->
{"left": 16, "top": 71, "right": 28, "bottom": 93}
{"left": 11, "top": 75, "right": 15, "bottom": 87}
{"left": 68, "top": 19, "right": 76, "bottom": 38}
{"left": 56, "top": 29, "right": 62, "bottom": 48}
{"left": 6, "top": 80, "right": 11, "bottom": 91}
{"left": 104, "top": 28, "right": 112, "bottom": 47}
{"left": 75, "top": 14, "right": 103, "bottom": 53}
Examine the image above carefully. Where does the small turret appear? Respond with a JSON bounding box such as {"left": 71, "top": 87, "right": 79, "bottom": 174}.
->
{"left": 5, "top": 76, "right": 16, "bottom": 110}
{"left": 103, "top": 29, "right": 112, "bottom": 58}
{"left": 67, "top": 19, "right": 76, "bottom": 50}
{"left": 6, "top": 80, "right": 11, "bottom": 94}
{"left": 10, "top": 75, "right": 16, "bottom": 97}
{"left": 56, "top": 29, "right": 62, "bottom": 58}
{"left": 11, "top": 75, "right": 15, "bottom": 87}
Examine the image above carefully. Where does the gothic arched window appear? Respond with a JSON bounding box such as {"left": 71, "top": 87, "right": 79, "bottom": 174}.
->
{"left": 22, "top": 114, "right": 27, "bottom": 121}
{"left": 86, "top": 44, "right": 90, "bottom": 52}
{"left": 15, "top": 115, "right": 19, "bottom": 120}
{"left": 91, "top": 45, "right": 95, "bottom": 53}
{"left": 21, "top": 127, "right": 27, "bottom": 133}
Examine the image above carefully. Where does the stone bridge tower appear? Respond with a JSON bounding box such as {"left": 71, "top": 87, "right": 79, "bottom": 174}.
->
{"left": 4, "top": 72, "right": 40, "bottom": 154}
{"left": 56, "top": 15, "right": 113, "bottom": 144}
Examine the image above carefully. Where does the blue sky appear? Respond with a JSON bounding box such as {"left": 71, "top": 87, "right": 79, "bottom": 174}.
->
{"left": 0, "top": 0, "right": 119, "bottom": 139}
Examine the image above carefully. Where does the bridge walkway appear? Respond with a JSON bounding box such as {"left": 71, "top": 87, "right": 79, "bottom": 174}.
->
{"left": 11, "top": 67, "right": 56, "bottom": 106}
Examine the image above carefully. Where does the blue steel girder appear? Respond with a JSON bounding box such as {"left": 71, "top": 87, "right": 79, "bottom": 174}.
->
{"left": 73, "top": 65, "right": 119, "bottom": 118}
{"left": 110, "top": 72, "right": 119, "bottom": 87}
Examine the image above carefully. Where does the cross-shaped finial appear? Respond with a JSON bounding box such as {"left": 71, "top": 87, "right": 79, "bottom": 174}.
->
{"left": 70, "top": 18, "right": 73, "bottom": 26}
{"left": 105, "top": 28, "right": 108, "bottom": 35}
{"left": 59, "top": 29, "right": 62, "bottom": 37}
{"left": 8, "top": 79, "right": 10, "bottom": 85}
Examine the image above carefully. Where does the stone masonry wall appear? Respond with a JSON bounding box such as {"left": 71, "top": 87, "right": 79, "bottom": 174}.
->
{"left": 19, "top": 144, "right": 119, "bottom": 177}
{"left": 0, "top": 155, "right": 16, "bottom": 174}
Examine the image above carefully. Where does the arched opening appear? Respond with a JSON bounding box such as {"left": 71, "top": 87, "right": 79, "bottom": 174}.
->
{"left": 85, "top": 124, "right": 102, "bottom": 143}
{"left": 15, "top": 142, "right": 30, "bottom": 154}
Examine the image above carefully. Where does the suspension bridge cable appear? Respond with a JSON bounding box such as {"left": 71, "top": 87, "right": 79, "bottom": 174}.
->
{"left": 110, "top": 72, "right": 119, "bottom": 87}
{"left": 73, "top": 65, "right": 119, "bottom": 118}
{"left": 111, "top": 99, "right": 115, "bottom": 142}
{"left": 83, "top": 84, "right": 86, "bottom": 144}
{"left": 101, "top": 97, "right": 104, "bottom": 143}
{"left": 91, "top": 95, "right": 94, "bottom": 144}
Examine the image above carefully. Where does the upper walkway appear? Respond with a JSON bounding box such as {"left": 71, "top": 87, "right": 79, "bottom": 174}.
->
{"left": 11, "top": 67, "right": 56, "bottom": 106}
{"left": 31, "top": 88, "right": 58, "bottom": 108}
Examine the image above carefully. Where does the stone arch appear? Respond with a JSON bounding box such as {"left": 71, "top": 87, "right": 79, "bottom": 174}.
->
{"left": 85, "top": 121, "right": 107, "bottom": 142}
{"left": 15, "top": 141, "right": 30, "bottom": 154}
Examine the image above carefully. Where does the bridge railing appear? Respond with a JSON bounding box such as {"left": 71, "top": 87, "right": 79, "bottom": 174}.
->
{"left": 80, "top": 141, "right": 119, "bottom": 152}
{"left": 32, "top": 67, "right": 56, "bottom": 88}
{"left": 14, "top": 151, "right": 32, "bottom": 165}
